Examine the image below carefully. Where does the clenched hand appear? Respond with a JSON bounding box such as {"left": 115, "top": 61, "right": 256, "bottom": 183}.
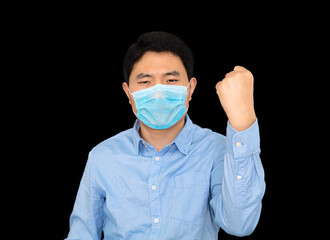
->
{"left": 216, "top": 66, "right": 256, "bottom": 132}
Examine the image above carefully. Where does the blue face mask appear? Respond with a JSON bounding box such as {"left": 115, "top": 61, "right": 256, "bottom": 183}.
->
{"left": 128, "top": 83, "right": 190, "bottom": 129}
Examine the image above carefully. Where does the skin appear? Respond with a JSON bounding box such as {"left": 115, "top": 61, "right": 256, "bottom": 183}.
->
{"left": 123, "top": 51, "right": 256, "bottom": 151}
{"left": 216, "top": 65, "right": 256, "bottom": 131}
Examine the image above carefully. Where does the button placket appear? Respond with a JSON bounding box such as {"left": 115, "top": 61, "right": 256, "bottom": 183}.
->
{"left": 148, "top": 153, "right": 162, "bottom": 238}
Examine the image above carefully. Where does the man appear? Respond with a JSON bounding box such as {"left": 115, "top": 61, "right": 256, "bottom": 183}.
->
{"left": 66, "top": 31, "right": 265, "bottom": 240}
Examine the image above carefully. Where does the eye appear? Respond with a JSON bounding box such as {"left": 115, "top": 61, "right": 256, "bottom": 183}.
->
{"left": 138, "top": 80, "right": 151, "bottom": 84}
{"left": 167, "top": 79, "right": 178, "bottom": 83}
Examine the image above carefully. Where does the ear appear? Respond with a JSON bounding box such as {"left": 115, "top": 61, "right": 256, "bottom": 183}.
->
{"left": 188, "top": 77, "right": 197, "bottom": 101}
{"left": 122, "top": 82, "right": 131, "bottom": 104}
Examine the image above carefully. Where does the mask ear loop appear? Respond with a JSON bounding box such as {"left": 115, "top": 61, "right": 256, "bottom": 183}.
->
{"left": 127, "top": 86, "right": 138, "bottom": 116}
{"left": 127, "top": 86, "right": 133, "bottom": 96}
{"left": 186, "top": 80, "right": 193, "bottom": 100}
{"left": 186, "top": 80, "right": 191, "bottom": 88}
{"left": 185, "top": 80, "right": 192, "bottom": 113}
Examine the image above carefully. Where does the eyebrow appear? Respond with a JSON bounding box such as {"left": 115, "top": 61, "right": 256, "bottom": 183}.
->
{"left": 136, "top": 70, "right": 180, "bottom": 80}
{"left": 136, "top": 73, "right": 152, "bottom": 79}
{"left": 164, "top": 70, "right": 180, "bottom": 77}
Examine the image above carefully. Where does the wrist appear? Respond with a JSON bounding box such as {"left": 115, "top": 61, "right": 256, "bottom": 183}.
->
{"left": 228, "top": 112, "right": 256, "bottom": 132}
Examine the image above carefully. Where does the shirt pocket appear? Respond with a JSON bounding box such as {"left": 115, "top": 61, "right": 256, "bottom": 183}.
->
{"left": 171, "top": 171, "right": 209, "bottom": 224}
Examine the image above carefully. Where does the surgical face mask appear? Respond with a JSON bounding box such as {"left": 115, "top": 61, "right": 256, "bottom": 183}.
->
{"left": 128, "top": 82, "right": 190, "bottom": 129}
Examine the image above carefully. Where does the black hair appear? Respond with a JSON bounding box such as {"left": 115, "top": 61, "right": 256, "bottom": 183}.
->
{"left": 123, "top": 31, "right": 194, "bottom": 84}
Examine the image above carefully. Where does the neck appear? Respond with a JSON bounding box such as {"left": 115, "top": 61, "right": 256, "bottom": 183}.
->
{"left": 139, "top": 116, "right": 186, "bottom": 152}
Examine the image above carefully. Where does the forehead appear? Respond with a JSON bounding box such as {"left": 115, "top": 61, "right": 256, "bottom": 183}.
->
{"left": 131, "top": 51, "right": 186, "bottom": 75}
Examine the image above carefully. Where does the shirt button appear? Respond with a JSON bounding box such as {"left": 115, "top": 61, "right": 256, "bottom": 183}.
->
{"left": 237, "top": 175, "right": 242, "bottom": 180}
{"left": 236, "top": 142, "right": 242, "bottom": 147}
{"left": 151, "top": 185, "right": 157, "bottom": 190}
{"left": 154, "top": 218, "right": 159, "bottom": 223}
{"left": 155, "top": 156, "right": 160, "bottom": 161}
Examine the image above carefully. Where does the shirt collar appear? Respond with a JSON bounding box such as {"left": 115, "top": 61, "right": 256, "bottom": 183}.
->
{"left": 172, "top": 114, "right": 194, "bottom": 155}
{"left": 132, "top": 120, "right": 143, "bottom": 155}
{"left": 131, "top": 114, "right": 195, "bottom": 155}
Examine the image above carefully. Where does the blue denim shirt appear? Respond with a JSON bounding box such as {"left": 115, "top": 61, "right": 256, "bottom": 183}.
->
{"left": 66, "top": 115, "right": 265, "bottom": 240}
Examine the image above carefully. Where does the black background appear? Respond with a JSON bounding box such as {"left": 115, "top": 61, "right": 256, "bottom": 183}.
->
{"left": 9, "top": 2, "right": 325, "bottom": 239}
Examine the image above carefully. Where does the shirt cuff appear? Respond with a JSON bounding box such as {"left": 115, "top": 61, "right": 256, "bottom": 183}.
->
{"left": 226, "top": 118, "right": 260, "bottom": 159}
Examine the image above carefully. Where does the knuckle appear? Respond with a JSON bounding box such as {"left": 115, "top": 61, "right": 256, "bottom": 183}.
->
{"left": 216, "top": 81, "right": 224, "bottom": 93}
{"left": 241, "top": 67, "right": 253, "bottom": 77}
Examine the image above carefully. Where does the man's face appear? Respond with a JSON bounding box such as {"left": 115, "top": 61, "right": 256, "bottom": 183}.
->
{"left": 123, "top": 51, "right": 196, "bottom": 116}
